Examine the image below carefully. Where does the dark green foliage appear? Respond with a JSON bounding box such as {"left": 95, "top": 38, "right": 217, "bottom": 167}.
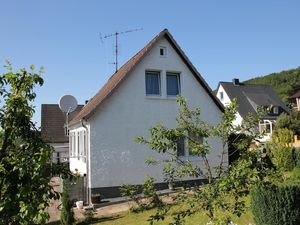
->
{"left": 136, "top": 97, "right": 267, "bottom": 224}
{"left": 0, "top": 63, "right": 66, "bottom": 224}
{"left": 275, "top": 111, "right": 300, "bottom": 135}
{"left": 60, "top": 180, "right": 75, "bottom": 225}
{"left": 0, "top": 63, "right": 72, "bottom": 224}
{"left": 244, "top": 66, "right": 300, "bottom": 100}
{"left": 266, "top": 128, "right": 299, "bottom": 171}
{"left": 251, "top": 183, "right": 300, "bottom": 225}
{"left": 290, "top": 166, "right": 300, "bottom": 184}
{"left": 120, "top": 177, "right": 164, "bottom": 212}
{"left": 120, "top": 184, "right": 139, "bottom": 203}
{"left": 295, "top": 149, "right": 300, "bottom": 168}
{"left": 82, "top": 209, "right": 95, "bottom": 224}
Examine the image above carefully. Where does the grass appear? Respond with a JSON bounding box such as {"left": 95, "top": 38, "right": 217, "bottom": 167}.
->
{"left": 48, "top": 208, "right": 253, "bottom": 225}
{"left": 47, "top": 197, "right": 254, "bottom": 225}
{"left": 90, "top": 204, "right": 254, "bottom": 225}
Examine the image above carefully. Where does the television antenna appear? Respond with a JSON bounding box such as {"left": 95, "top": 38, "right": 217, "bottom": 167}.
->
{"left": 59, "top": 95, "right": 78, "bottom": 135}
{"left": 100, "top": 28, "right": 143, "bottom": 73}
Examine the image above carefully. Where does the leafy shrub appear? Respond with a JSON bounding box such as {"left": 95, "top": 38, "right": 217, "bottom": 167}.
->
{"left": 275, "top": 111, "right": 300, "bottom": 135}
{"left": 295, "top": 148, "right": 300, "bottom": 168}
{"left": 267, "top": 128, "right": 297, "bottom": 171}
{"left": 273, "top": 146, "right": 295, "bottom": 171}
{"left": 120, "top": 177, "right": 163, "bottom": 212}
{"left": 60, "top": 180, "right": 75, "bottom": 225}
{"left": 120, "top": 184, "right": 139, "bottom": 203}
{"left": 83, "top": 209, "right": 95, "bottom": 224}
{"left": 251, "top": 183, "right": 300, "bottom": 225}
{"left": 290, "top": 166, "right": 300, "bottom": 184}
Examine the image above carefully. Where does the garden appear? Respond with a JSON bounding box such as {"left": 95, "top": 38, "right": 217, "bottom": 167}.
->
{"left": 59, "top": 98, "right": 300, "bottom": 225}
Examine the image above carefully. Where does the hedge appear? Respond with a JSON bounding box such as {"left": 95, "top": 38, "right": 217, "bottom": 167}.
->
{"left": 251, "top": 183, "right": 300, "bottom": 225}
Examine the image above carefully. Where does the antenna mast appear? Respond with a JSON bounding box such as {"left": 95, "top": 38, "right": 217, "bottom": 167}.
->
{"left": 100, "top": 28, "right": 143, "bottom": 73}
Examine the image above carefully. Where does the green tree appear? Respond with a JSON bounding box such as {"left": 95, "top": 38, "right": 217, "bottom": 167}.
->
{"left": 266, "top": 128, "right": 296, "bottom": 171}
{"left": 60, "top": 180, "right": 75, "bottom": 225}
{"left": 244, "top": 66, "right": 300, "bottom": 100}
{"left": 0, "top": 62, "right": 70, "bottom": 224}
{"left": 275, "top": 111, "right": 300, "bottom": 135}
{"left": 136, "top": 97, "right": 270, "bottom": 225}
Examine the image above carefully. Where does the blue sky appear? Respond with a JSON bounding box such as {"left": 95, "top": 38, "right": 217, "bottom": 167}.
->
{"left": 0, "top": 1, "right": 300, "bottom": 125}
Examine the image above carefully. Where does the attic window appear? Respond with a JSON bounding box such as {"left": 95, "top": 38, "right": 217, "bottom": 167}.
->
{"left": 220, "top": 92, "right": 224, "bottom": 101}
{"left": 160, "top": 46, "right": 166, "bottom": 57}
{"left": 145, "top": 71, "right": 161, "bottom": 95}
{"left": 166, "top": 72, "right": 180, "bottom": 96}
{"left": 273, "top": 106, "right": 279, "bottom": 114}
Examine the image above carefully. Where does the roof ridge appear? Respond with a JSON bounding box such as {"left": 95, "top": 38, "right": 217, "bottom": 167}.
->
{"left": 70, "top": 29, "right": 168, "bottom": 124}
{"left": 70, "top": 29, "right": 223, "bottom": 125}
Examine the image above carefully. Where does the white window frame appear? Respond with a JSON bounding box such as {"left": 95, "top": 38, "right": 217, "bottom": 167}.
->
{"left": 159, "top": 46, "right": 167, "bottom": 57}
{"left": 69, "top": 132, "right": 74, "bottom": 157}
{"left": 259, "top": 120, "right": 274, "bottom": 134}
{"left": 220, "top": 91, "right": 224, "bottom": 101}
{"left": 166, "top": 72, "right": 181, "bottom": 97}
{"left": 177, "top": 132, "right": 203, "bottom": 159}
{"left": 273, "top": 106, "right": 279, "bottom": 114}
{"left": 145, "top": 70, "right": 161, "bottom": 96}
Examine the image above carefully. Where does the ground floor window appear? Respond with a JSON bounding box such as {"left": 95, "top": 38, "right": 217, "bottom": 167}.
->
{"left": 176, "top": 131, "right": 203, "bottom": 158}
{"left": 69, "top": 130, "right": 87, "bottom": 161}
{"left": 259, "top": 120, "right": 275, "bottom": 134}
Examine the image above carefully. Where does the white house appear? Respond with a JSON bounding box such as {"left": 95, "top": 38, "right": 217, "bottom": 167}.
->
{"left": 68, "top": 29, "right": 225, "bottom": 202}
{"left": 216, "top": 79, "right": 289, "bottom": 142}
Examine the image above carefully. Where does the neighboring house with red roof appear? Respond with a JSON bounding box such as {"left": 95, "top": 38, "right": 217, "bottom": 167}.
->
{"left": 41, "top": 104, "right": 83, "bottom": 162}
{"left": 68, "top": 29, "right": 225, "bottom": 202}
{"left": 216, "top": 79, "right": 289, "bottom": 142}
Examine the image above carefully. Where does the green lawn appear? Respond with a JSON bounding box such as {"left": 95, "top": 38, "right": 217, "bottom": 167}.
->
{"left": 89, "top": 205, "right": 254, "bottom": 225}
{"left": 48, "top": 207, "right": 253, "bottom": 225}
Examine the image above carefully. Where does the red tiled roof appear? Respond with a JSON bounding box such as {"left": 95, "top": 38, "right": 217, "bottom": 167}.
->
{"left": 70, "top": 29, "right": 224, "bottom": 125}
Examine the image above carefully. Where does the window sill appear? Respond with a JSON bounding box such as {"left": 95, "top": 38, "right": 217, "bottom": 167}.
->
{"left": 178, "top": 156, "right": 201, "bottom": 161}
{"left": 145, "top": 96, "right": 178, "bottom": 100}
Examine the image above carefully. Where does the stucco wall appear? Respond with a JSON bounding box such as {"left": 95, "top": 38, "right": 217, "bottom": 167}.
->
{"left": 88, "top": 37, "right": 225, "bottom": 188}
{"left": 217, "top": 84, "right": 243, "bottom": 126}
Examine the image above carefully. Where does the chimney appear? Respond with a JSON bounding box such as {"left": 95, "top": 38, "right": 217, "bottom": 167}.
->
{"left": 85, "top": 100, "right": 89, "bottom": 104}
{"left": 232, "top": 78, "right": 240, "bottom": 86}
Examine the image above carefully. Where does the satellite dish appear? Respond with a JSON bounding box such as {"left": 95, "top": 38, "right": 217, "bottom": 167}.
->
{"left": 59, "top": 95, "right": 78, "bottom": 113}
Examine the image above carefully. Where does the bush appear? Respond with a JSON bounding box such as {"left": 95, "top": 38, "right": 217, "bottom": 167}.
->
{"left": 273, "top": 146, "right": 296, "bottom": 171}
{"left": 295, "top": 148, "right": 300, "bottom": 168}
{"left": 251, "top": 183, "right": 300, "bottom": 225}
{"left": 267, "top": 128, "right": 297, "bottom": 171}
{"left": 290, "top": 166, "right": 300, "bottom": 184}
{"left": 60, "top": 180, "right": 75, "bottom": 225}
{"left": 120, "top": 177, "right": 163, "bottom": 212}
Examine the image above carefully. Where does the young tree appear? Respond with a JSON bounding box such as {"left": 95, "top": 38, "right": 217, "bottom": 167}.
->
{"left": 60, "top": 180, "right": 75, "bottom": 225}
{"left": 136, "top": 97, "right": 271, "bottom": 224}
{"left": 0, "top": 62, "right": 70, "bottom": 224}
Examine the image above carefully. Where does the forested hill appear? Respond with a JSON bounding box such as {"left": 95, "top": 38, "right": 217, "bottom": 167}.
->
{"left": 244, "top": 66, "right": 300, "bottom": 101}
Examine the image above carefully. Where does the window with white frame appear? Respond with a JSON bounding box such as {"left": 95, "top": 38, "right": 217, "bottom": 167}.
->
{"left": 176, "top": 136, "right": 185, "bottom": 157}
{"left": 78, "top": 131, "right": 86, "bottom": 162}
{"left": 188, "top": 131, "right": 203, "bottom": 156}
{"left": 69, "top": 132, "right": 74, "bottom": 157}
{"left": 145, "top": 71, "right": 161, "bottom": 95}
{"left": 220, "top": 91, "right": 224, "bottom": 101}
{"left": 159, "top": 46, "right": 167, "bottom": 57}
{"left": 77, "top": 133, "right": 80, "bottom": 160}
{"left": 273, "top": 106, "right": 279, "bottom": 114}
{"left": 176, "top": 132, "right": 203, "bottom": 157}
{"left": 166, "top": 72, "right": 180, "bottom": 96}
{"left": 259, "top": 120, "right": 274, "bottom": 134}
